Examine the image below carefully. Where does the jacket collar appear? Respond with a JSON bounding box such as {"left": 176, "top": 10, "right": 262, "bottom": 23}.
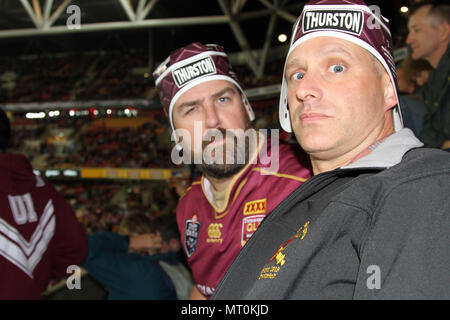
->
{"left": 341, "top": 128, "right": 423, "bottom": 169}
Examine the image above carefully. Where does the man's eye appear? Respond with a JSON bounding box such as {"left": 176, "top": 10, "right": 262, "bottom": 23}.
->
{"left": 185, "top": 106, "right": 196, "bottom": 115}
{"left": 291, "top": 72, "right": 305, "bottom": 80}
{"left": 329, "top": 64, "right": 346, "bottom": 73}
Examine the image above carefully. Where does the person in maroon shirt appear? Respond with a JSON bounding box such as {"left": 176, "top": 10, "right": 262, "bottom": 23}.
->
{"left": 0, "top": 109, "right": 87, "bottom": 299}
{"left": 153, "top": 43, "right": 312, "bottom": 299}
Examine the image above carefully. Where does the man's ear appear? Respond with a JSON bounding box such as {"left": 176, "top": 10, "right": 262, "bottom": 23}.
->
{"left": 436, "top": 22, "right": 450, "bottom": 42}
{"left": 383, "top": 74, "right": 398, "bottom": 112}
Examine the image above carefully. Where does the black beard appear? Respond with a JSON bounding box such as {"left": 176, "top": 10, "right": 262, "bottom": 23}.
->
{"left": 196, "top": 148, "right": 248, "bottom": 179}
{"left": 197, "top": 161, "right": 247, "bottom": 180}
{"left": 196, "top": 126, "right": 253, "bottom": 179}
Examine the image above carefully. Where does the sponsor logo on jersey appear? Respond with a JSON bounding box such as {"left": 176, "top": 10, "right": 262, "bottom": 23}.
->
{"left": 207, "top": 223, "right": 223, "bottom": 244}
{"left": 184, "top": 214, "right": 201, "bottom": 257}
{"left": 302, "top": 10, "right": 364, "bottom": 36}
{"left": 172, "top": 56, "right": 216, "bottom": 88}
{"left": 243, "top": 198, "right": 267, "bottom": 216}
{"left": 258, "top": 221, "right": 310, "bottom": 280}
{"left": 241, "top": 214, "right": 265, "bottom": 246}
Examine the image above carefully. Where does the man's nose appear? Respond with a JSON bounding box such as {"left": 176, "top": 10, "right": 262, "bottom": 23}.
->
{"left": 204, "top": 104, "right": 221, "bottom": 129}
{"left": 406, "top": 32, "right": 413, "bottom": 45}
{"left": 294, "top": 72, "right": 322, "bottom": 103}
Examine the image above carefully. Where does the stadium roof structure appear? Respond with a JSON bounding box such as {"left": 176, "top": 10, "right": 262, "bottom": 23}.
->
{"left": 0, "top": 0, "right": 405, "bottom": 75}
{"left": 0, "top": 0, "right": 407, "bottom": 113}
{"left": 0, "top": 0, "right": 311, "bottom": 78}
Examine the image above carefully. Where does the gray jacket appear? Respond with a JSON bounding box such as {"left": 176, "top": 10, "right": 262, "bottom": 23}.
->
{"left": 213, "top": 129, "right": 450, "bottom": 299}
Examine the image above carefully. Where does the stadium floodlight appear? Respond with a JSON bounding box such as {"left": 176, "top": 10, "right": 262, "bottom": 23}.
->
{"left": 48, "top": 110, "right": 60, "bottom": 117}
{"left": 278, "top": 34, "right": 287, "bottom": 43}
{"left": 26, "top": 112, "right": 46, "bottom": 119}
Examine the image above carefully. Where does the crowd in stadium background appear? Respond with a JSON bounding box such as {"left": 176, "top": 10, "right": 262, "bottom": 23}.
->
{"left": 0, "top": 0, "right": 448, "bottom": 300}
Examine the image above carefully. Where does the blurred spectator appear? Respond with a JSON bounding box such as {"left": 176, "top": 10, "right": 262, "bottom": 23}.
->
{"left": 406, "top": 2, "right": 450, "bottom": 149}
{"left": 0, "top": 108, "right": 87, "bottom": 299}
{"left": 168, "top": 177, "right": 191, "bottom": 198}
{"left": 397, "top": 54, "right": 433, "bottom": 136}
{"left": 415, "top": 67, "right": 431, "bottom": 88}
{"left": 397, "top": 54, "right": 433, "bottom": 95}
{"left": 148, "top": 214, "right": 194, "bottom": 299}
{"left": 56, "top": 180, "right": 179, "bottom": 235}
{"left": 82, "top": 212, "right": 193, "bottom": 300}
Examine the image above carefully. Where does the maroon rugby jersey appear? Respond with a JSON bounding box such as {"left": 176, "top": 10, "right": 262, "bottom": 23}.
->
{"left": 176, "top": 135, "right": 311, "bottom": 298}
{"left": 0, "top": 154, "right": 88, "bottom": 299}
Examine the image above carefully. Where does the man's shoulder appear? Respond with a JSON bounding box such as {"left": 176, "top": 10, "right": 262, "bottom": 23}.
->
{"left": 177, "top": 180, "right": 203, "bottom": 203}
{"left": 176, "top": 180, "right": 208, "bottom": 220}
{"left": 336, "top": 148, "right": 450, "bottom": 209}
{"left": 394, "top": 147, "right": 450, "bottom": 175}
{"left": 384, "top": 147, "right": 450, "bottom": 193}
{"left": 423, "top": 50, "right": 450, "bottom": 95}
{"left": 352, "top": 147, "right": 449, "bottom": 182}
{"left": 384, "top": 148, "right": 448, "bottom": 194}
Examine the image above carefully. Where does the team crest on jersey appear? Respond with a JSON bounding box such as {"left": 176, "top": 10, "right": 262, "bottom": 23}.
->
{"left": 241, "top": 214, "right": 265, "bottom": 246}
{"left": 184, "top": 214, "right": 201, "bottom": 257}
